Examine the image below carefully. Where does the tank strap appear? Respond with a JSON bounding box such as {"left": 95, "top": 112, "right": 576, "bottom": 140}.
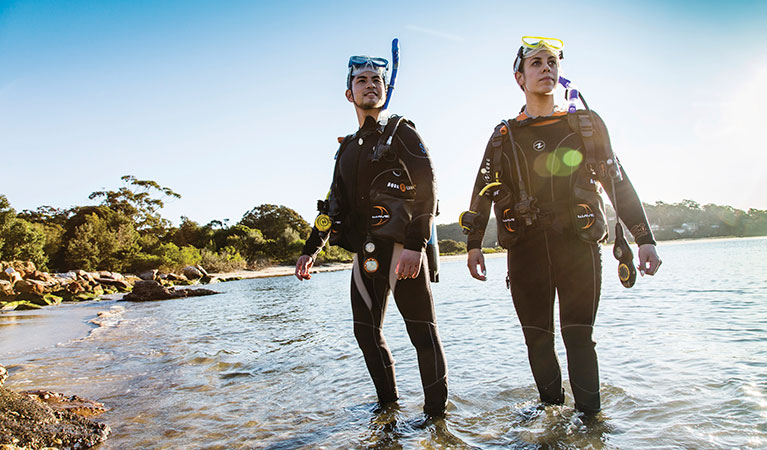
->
{"left": 567, "top": 112, "right": 598, "bottom": 173}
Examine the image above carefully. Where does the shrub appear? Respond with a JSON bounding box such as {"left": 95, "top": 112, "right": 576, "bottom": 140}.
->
{"left": 438, "top": 239, "right": 466, "bottom": 255}
{"left": 200, "top": 247, "right": 246, "bottom": 273}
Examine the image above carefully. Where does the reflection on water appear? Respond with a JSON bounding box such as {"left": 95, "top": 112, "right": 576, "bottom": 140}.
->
{"left": 1, "top": 238, "right": 766, "bottom": 449}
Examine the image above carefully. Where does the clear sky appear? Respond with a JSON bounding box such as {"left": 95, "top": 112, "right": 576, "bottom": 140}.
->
{"left": 2, "top": 0, "right": 766, "bottom": 226}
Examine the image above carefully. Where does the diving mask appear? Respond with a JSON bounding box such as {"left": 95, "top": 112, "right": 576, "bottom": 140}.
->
{"left": 347, "top": 55, "right": 389, "bottom": 88}
{"left": 514, "top": 36, "right": 564, "bottom": 72}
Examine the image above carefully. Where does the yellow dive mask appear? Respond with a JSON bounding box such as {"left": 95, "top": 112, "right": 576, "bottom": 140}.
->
{"left": 514, "top": 36, "right": 564, "bottom": 72}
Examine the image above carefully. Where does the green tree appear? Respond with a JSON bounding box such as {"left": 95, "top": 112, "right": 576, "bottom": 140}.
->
{"left": 65, "top": 212, "right": 139, "bottom": 271}
{"left": 239, "top": 204, "right": 311, "bottom": 241}
{"left": 0, "top": 195, "right": 49, "bottom": 269}
{"left": 88, "top": 175, "right": 180, "bottom": 235}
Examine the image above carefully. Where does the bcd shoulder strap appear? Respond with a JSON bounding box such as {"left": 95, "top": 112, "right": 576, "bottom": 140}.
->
{"left": 373, "top": 114, "right": 414, "bottom": 162}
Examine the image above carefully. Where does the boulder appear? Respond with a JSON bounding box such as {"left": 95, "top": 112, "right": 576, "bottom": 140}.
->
{"left": 13, "top": 280, "right": 45, "bottom": 298}
{"left": 138, "top": 269, "right": 158, "bottom": 281}
{"left": 1, "top": 301, "right": 43, "bottom": 311}
{"left": 165, "top": 273, "right": 188, "bottom": 282}
{"left": 0, "top": 280, "right": 14, "bottom": 298}
{"left": 94, "top": 278, "right": 131, "bottom": 292}
{"left": 181, "top": 265, "right": 204, "bottom": 280}
{"left": 122, "top": 280, "right": 218, "bottom": 302}
{"left": 27, "top": 294, "right": 62, "bottom": 307}
{"left": 1, "top": 260, "right": 36, "bottom": 275}
{"left": 196, "top": 264, "right": 209, "bottom": 277}
{"left": 0, "top": 365, "right": 6, "bottom": 387}
{"left": 0, "top": 386, "right": 110, "bottom": 449}
{"left": 24, "top": 271, "right": 55, "bottom": 283}
{"left": 74, "top": 270, "right": 95, "bottom": 284}
{"left": 1, "top": 268, "right": 22, "bottom": 285}
{"left": 65, "top": 281, "right": 86, "bottom": 295}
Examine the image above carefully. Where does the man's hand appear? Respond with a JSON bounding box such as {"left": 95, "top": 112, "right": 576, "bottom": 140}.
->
{"left": 395, "top": 249, "right": 422, "bottom": 280}
{"left": 467, "top": 248, "right": 486, "bottom": 281}
{"left": 638, "top": 244, "right": 662, "bottom": 276}
{"left": 295, "top": 254, "right": 314, "bottom": 281}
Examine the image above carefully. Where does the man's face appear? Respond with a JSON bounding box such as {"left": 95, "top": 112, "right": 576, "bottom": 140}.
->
{"left": 515, "top": 51, "right": 559, "bottom": 95}
{"left": 346, "top": 71, "right": 386, "bottom": 109}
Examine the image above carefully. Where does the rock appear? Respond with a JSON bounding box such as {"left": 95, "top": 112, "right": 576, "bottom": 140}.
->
{"left": 165, "top": 273, "right": 188, "bottom": 282}
{"left": 1, "top": 269, "right": 22, "bottom": 285}
{"left": 22, "top": 391, "right": 107, "bottom": 418}
{"left": 74, "top": 270, "right": 95, "bottom": 284}
{"left": 181, "top": 265, "right": 204, "bottom": 280}
{"left": 0, "top": 280, "right": 14, "bottom": 298}
{"left": 0, "top": 366, "right": 6, "bottom": 387}
{"left": 1, "top": 261, "right": 36, "bottom": 275}
{"left": 93, "top": 278, "right": 131, "bottom": 292}
{"left": 138, "top": 270, "right": 158, "bottom": 281}
{"left": 13, "top": 281, "right": 45, "bottom": 298}
{"left": 196, "top": 264, "right": 209, "bottom": 277}
{"left": 200, "top": 275, "right": 220, "bottom": 284}
{"left": 0, "top": 386, "right": 110, "bottom": 449}
{"left": 121, "top": 280, "right": 218, "bottom": 302}
{"left": 1, "top": 301, "right": 43, "bottom": 311}
{"left": 23, "top": 271, "right": 54, "bottom": 283}
{"left": 27, "top": 294, "right": 62, "bottom": 307}
{"left": 65, "top": 281, "right": 86, "bottom": 295}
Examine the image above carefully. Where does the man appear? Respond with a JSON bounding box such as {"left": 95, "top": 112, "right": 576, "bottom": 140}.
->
{"left": 461, "top": 37, "right": 661, "bottom": 414}
{"left": 295, "top": 52, "right": 448, "bottom": 417}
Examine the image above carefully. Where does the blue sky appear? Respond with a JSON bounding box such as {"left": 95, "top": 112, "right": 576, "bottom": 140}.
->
{"left": 2, "top": 0, "right": 766, "bottom": 226}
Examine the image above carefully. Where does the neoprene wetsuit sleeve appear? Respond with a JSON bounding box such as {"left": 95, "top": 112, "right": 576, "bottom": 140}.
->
{"left": 591, "top": 112, "right": 656, "bottom": 246}
{"left": 397, "top": 124, "right": 437, "bottom": 252}
{"left": 301, "top": 226, "right": 328, "bottom": 260}
{"left": 466, "top": 137, "right": 495, "bottom": 250}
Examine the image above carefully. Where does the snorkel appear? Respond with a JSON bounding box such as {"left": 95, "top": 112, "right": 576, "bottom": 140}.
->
{"left": 381, "top": 38, "right": 399, "bottom": 112}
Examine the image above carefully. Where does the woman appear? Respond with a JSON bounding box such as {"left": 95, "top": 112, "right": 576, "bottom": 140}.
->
{"left": 461, "top": 36, "right": 661, "bottom": 414}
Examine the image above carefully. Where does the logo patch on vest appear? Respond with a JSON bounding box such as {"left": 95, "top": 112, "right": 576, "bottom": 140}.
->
{"left": 387, "top": 181, "right": 414, "bottom": 193}
{"left": 575, "top": 203, "right": 596, "bottom": 230}
{"left": 371, "top": 206, "right": 390, "bottom": 226}
{"left": 533, "top": 140, "right": 546, "bottom": 152}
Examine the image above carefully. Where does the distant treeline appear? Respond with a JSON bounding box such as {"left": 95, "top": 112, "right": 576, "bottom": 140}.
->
{"left": 0, "top": 176, "right": 349, "bottom": 274}
{"left": 2, "top": 176, "right": 765, "bottom": 274}
{"left": 436, "top": 199, "right": 767, "bottom": 254}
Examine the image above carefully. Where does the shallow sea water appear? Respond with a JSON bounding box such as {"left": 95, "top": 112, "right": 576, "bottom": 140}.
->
{"left": 1, "top": 237, "right": 766, "bottom": 449}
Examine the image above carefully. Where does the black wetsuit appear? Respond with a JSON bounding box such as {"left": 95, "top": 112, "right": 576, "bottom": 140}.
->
{"left": 467, "top": 110, "right": 655, "bottom": 413}
{"left": 303, "top": 116, "right": 448, "bottom": 415}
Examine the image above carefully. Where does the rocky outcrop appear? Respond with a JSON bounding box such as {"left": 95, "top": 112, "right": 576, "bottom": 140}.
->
{"left": 121, "top": 280, "right": 218, "bottom": 302}
{"left": 0, "top": 260, "right": 224, "bottom": 311}
{"left": 0, "top": 385, "right": 109, "bottom": 449}
{"left": 22, "top": 391, "right": 107, "bottom": 418}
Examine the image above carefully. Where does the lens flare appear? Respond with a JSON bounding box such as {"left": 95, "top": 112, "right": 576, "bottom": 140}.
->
{"left": 534, "top": 147, "right": 582, "bottom": 177}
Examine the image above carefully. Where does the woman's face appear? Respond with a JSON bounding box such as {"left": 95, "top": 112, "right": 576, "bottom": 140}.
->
{"left": 515, "top": 51, "right": 560, "bottom": 95}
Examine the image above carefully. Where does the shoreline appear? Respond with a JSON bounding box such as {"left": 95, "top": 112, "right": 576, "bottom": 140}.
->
{"left": 209, "top": 253, "right": 481, "bottom": 281}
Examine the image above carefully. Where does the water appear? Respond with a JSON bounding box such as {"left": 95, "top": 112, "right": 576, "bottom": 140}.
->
{"left": 1, "top": 238, "right": 766, "bottom": 449}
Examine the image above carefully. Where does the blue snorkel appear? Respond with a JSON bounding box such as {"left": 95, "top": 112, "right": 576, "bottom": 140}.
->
{"left": 381, "top": 38, "right": 399, "bottom": 111}
{"left": 558, "top": 76, "right": 590, "bottom": 112}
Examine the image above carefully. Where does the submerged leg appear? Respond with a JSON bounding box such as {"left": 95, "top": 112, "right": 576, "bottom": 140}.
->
{"left": 351, "top": 254, "right": 398, "bottom": 404}
{"left": 391, "top": 246, "right": 448, "bottom": 415}
{"left": 509, "top": 231, "right": 564, "bottom": 405}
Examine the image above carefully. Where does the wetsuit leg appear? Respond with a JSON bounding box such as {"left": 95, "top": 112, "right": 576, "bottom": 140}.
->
{"left": 508, "top": 230, "right": 565, "bottom": 405}
{"left": 389, "top": 244, "right": 449, "bottom": 416}
{"left": 350, "top": 253, "right": 398, "bottom": 404}
{"left": 551, "top": 233, "right": 602, "bottom": 414}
